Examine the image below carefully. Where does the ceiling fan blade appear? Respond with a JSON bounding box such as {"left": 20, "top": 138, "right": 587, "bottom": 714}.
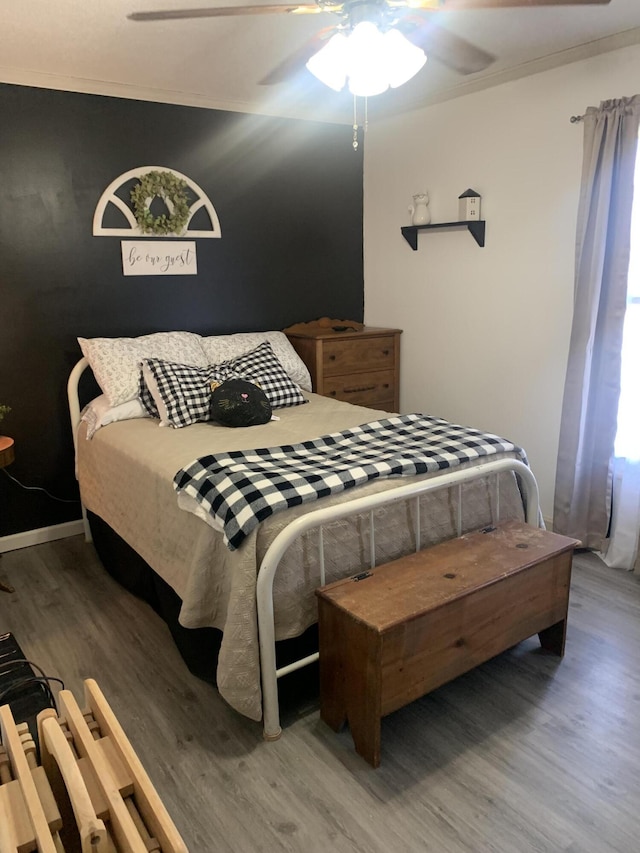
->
{"left": 128, "top": 4, "right": 335, "bottom": 22}
{"left": 437, "top": 0, "right": 611, "bottom": 8}
{"left": 400, "top": 17, "right": 495, "bottom": 75}
{"left": 128, "top": 0, "right": 611, "bottom": 22}
{"left": 259, "top": 27, "right": 337, "bottom": 84}
{"left": 386, "top": 0, "right": 441, "bottom": 8}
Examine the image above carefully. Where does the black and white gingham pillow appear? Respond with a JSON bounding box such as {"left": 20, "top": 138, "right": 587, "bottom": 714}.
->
{"left": 138, "top": 368, "right": 159, "bottom": 418}
{"left": 141, "top": 358, "right": 225, "bottom": 428}
{"left": 217, "top": 341, "right": 307, "bottom": 409}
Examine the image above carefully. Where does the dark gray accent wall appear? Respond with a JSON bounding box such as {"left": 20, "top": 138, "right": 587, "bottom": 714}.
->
{"left": 0, "top": 83, "right": 364, "bottom": 537}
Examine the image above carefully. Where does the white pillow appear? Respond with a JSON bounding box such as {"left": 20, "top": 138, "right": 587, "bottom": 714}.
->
{"left": 81, "top": 395, "right": 149, "bottom": 439}
{"left": 200, "top": 331, "right": 312, "bottom": 391}
{"left": 78, "top": 331, "right": 208, "bottom": 407}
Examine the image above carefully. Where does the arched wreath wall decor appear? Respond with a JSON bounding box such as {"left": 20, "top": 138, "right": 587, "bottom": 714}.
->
{"left": 93, "top": 166, "right": 221, "bottom": 238}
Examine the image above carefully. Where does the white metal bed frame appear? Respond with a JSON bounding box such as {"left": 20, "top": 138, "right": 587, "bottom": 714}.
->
{"left": 68, "top": 357, "right": 541, "bottom": 741}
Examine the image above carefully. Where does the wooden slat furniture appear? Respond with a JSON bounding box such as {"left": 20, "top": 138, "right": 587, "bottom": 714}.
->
{"left": 0, "top": 679, "right": 188, "bottom": 852}
{"left": 316, "top": 521, "right": 579, "bottom": 768}
{"left": 0, "top": 704, "right": 64, "bottom": 853}
{"left": 285, "top": 322, "right": 401, "bottom": 412}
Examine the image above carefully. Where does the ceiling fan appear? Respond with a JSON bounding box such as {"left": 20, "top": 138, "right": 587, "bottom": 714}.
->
{"left": 128, "top": 0, "right": 613, "bottom": 90}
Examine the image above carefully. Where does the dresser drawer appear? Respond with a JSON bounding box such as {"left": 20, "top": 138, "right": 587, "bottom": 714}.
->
{"left": 323, "top": 370, "right": 395, "bottom": 409}
{"left": 322, "top": 336, "right": 396, "bottom": 376}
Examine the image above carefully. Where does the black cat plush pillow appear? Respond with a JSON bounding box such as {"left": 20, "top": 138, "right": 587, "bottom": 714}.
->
{"left": 210, "top": 378, "right": 272, "bottom": 427}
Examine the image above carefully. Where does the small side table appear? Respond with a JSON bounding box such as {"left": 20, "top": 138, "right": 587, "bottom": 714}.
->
{"left": 0, "top": 435, "right": 15, "bottom": 593}
{"left": 0, "top": 435, "right": 15, "bottom": 469}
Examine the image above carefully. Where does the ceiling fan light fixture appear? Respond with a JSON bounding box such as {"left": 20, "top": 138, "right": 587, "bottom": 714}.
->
{"left": 305, "top": 32, "right": 349, "bottom": 91}
{"left": 306, "top": 19, "right": 426, "bottom": 97}
{"left": 348, "top": 71, "right": 389, "bottom": 97}
{"left": 346, "top": 22, "right": 390, "bottom": 96}
{"left": 384, "top": 28, "right": 426, "bottom": 89}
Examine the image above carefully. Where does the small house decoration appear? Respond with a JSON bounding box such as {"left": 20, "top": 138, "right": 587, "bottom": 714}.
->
{"left": 458, "top": 188, "right": 481, "bottom": 221}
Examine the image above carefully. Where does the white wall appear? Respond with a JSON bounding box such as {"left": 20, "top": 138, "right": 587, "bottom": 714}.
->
{"left": 363, "top": 45, "right": 640, "bottom": 523}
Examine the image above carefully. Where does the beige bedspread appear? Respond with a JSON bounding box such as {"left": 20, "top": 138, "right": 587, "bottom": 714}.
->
{"left": 77, "top": 394, "right": 524, "bottom": 721}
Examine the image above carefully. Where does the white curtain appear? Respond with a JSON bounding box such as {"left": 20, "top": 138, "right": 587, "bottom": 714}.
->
{"left": 601, "top": 458, "right": 640, "bottom": 569}
{"left": 600, "top": 197, "right": 640, "bottom": 570}
{"left": 553, "top": 96, "right": 640, "bottom": 552}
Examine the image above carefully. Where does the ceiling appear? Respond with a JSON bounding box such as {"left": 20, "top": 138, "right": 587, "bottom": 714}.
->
{"left": 3, "top": 0, "right": 640, "bottom": 125}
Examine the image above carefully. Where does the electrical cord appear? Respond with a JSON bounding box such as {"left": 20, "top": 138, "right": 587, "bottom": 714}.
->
{"left": 0, "top": 658, "right": 64, "bottom": 712}
{"left": 0, "top": 677, "right": 62, "bottom": 708}
{"left": 1, "top": 467, "right": 79, "bottom": 504}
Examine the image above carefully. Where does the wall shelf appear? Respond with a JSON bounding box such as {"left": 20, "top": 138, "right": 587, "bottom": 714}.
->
{"left": 401, "top": 220, "right": 485, "bottom": 250}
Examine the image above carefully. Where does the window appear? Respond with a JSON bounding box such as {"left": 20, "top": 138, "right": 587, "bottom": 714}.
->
{"left": 614, "top": 138, "right": 640, "bottom": 459}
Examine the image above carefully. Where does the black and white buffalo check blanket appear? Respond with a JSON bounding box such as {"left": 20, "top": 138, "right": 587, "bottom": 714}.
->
{"left": 173, "top": 413, "right": 527, "bottom": 550}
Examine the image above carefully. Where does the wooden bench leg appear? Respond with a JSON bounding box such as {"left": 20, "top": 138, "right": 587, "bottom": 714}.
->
{"left": 538, "top": 619, "right": 566, "bottom": 656}
{"left": 345, "top": 654, "right": 383, "bottom": 768}
{"left": 320, "top": 690, "right": 347, "bottom": 733}
{"left": 347, "top": 705, "right": 382, "bottom": 769}
{"left": 320, "top": 664, "right": 383, "bottom": 767}
{"left": 319, "top": 603, "right": 348, "bottom": 733}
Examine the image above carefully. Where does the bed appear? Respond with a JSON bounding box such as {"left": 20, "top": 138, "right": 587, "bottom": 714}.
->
{"left": 68, "top": 330, "right": 540, "bottom": 740}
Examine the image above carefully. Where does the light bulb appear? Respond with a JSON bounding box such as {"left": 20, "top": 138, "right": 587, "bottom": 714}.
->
{"left": 347, "top": 22, "right": 390, "bottom": 96}
{"left": 384, "top": 29, "right": 427, "bottom": 88}
{"left": 306, "top": 32, "right": 349, "bottom": 92}
{"left": 306, "top": 21, "right": 427, "bottom": 97}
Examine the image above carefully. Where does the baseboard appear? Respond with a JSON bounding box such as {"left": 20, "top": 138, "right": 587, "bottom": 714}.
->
{"left": 0, "top": 520, "right": 85, "bottom": 554}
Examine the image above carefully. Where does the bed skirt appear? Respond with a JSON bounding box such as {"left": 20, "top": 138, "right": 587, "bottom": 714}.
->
{"left": 88, "top": 511, "right": 222, "bottom": 683}
{"left": 87, "top": 511, "right": 320, "bottom": 699}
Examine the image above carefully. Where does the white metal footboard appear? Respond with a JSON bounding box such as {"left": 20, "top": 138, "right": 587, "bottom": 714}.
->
{"left": 256, "top": 457, "right": 540, "bottom": 741}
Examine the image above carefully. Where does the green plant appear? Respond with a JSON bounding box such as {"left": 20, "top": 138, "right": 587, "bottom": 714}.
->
{"left": 130, "top": 170, "right": 190, "bottom": 236}
{"left": 0, "top": 405, "right": 10, "bottom": 424}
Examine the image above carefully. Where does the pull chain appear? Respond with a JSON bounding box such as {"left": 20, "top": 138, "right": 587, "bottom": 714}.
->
{"left": 353, "top": 94, "right": 359, "bottom": 150}
{"left": 352, "top": 96, "right": 369, "bottom": 151}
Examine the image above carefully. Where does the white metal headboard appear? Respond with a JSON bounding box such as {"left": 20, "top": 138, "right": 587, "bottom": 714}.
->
{"left": 67, "top": 356, "right": 92, "bottom": 541}
{"left": 67, "top": 356, "right": 90, "bottom": 455}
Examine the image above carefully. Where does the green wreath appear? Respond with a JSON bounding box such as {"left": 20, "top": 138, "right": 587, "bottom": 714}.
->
{"left": 131, "top": 170, "right": 190, "bottom": 236}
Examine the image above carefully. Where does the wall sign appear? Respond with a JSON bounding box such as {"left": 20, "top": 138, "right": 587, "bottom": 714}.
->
{"left": 121, "top": 241, "right": 197, "bottom": 276}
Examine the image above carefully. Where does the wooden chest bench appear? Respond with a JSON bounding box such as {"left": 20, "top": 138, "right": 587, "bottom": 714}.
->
{"left": 315, "top": 520, "right": 578, "bottom": 767}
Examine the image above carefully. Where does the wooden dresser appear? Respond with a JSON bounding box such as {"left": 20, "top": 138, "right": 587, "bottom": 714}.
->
{"left": 285, "top": 325, "right": 402, "bottom": 412}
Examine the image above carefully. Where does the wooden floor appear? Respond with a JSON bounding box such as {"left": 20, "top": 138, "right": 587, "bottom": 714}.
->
{"left": 0, "top": 537, "right": 638, "bottom": 853}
